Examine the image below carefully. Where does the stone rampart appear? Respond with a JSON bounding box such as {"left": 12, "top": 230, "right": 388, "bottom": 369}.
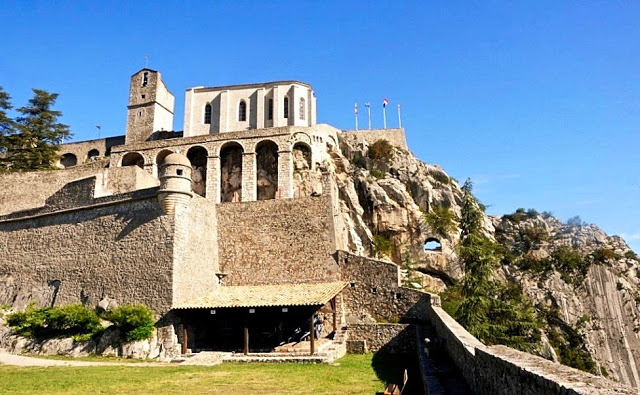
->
{"left": 216, "top": 196, "right": 338, "bottom": 286}
{"left": 0, "top": 196, "right": 175, "bottom": 313}
{"left": 424, "top": 303, "right": 636, "bottom": 394}
{"left": 340, "top": 128, "right": 407, "bottom": 150}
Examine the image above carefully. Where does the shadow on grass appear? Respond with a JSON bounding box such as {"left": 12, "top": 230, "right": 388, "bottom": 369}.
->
{"left": 372, "top": 347, "right": 423, "bottom": 394}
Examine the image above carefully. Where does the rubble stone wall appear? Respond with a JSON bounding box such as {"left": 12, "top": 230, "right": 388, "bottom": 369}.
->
{"left": 216, "top": 196, "right": 339, "bottom": 286}
{"left": 340, "top": 128, "right": 407, "bottom": 150}
{"left": 348, "top": 323, "right": 415, "bottom": 353}
{"left": 336, "top": 251, "right": 430, "bottom": 323}
{"left": 0, "top": 197, "right": 176, "bottom": 313}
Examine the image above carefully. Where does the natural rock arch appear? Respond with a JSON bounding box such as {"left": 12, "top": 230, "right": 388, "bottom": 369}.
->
{"left": 424, "top": 237, "right": 442, "bottom": 252}
{"left": 255, "top": 140, "right": 279, "bottom": 200}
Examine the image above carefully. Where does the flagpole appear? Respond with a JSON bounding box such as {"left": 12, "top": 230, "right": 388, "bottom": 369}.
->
{"left": 397, "top": 104, "right": 402, "bottom": 128}
{"left": 366, "top": 103, "right": 371, "bottom": 129}
{"left": 383, "top": 107, "right": 387, "bottom": 129}
{"left": 354, "top": 103, "right": 358, "bottom": 130}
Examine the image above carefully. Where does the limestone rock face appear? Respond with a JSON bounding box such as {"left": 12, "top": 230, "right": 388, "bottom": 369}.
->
{"left": 331, "top": 132, "right": 640, "bottom": 388}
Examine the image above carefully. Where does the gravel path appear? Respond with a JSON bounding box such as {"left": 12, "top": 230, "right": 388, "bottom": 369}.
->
{"left": 0, "top": 351, "right": 168, "bottom": 367}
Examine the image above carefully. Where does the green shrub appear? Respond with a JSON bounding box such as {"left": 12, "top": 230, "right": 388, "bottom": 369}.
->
{"left": 566, "top": 216, "right": 584, "bottom": 227}
{"left": 367, "top": 139, "right": 394, "bottom": 162}
{"left": 625, "top": 250, "right": 638, "bottom": 260}
{"left": 517, "top": 256, "right": 553, "bottom": 274}
{"left": 521, "top": 226, "right": 549, "bottom": 250}
{"left": 553, "top": 246, "right": 588, "bottom": 274}
{"left": 369, "top": 168, "right": 385, "bottom": 179}
{"left": 6, "top": 303, "right": 101, "bottom": 340}
{"left": 372, "top": 234, "right": 394, "bottom": 257}
{"left": 352, "top": 153, "right": 367, "bottom": 169}
{"left": 423, "top": 205, "right": 458, "bottom": 238}
{"left": 591, "top": 248, "right": 621, "bottom": 264}
{"left": 105, "top": 305, "right": 155, "bottom": 342}
{"left": 430, "top": 170, "right": 450, "bottom": 185}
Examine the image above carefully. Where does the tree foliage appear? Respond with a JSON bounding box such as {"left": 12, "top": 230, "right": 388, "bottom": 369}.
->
{"left": 0, "top": 88, "right": 71, "bottom": 171}
{"left": 423, "top": 205, "right": 458, "bottom": 238}
{"left": 452, "top": 179, "right": 541, "bottom": 352}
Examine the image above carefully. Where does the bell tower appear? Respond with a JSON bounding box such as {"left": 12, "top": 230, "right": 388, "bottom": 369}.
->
{"left": 125, "top": 69, "right": 175, "bottom": 144}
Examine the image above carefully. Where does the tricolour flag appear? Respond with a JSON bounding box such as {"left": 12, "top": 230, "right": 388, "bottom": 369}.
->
{"left": 354, "top": 103, "right": 358, "bottom": 115}
{"left": 383, "top": 98, "right": 389, "bottom": 108}
{"left": 364, "top": 102, "right": 370, "bottom": 108}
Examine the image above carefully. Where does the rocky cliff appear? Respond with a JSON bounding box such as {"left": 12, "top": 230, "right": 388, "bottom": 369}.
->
{"left": 330, "top": 132, "right": 640, "bottom": 388}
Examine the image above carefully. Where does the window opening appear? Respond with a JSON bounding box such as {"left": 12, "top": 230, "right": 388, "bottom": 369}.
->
{"left": 268, "top": 99, "right": 273, "bottom": 120}
{"left": 142, "top": 72, "right": 149, "bottom": 87}
{"left": 299, "top": 97, "right": 305, "bottom": 120}
{"left": 283, "top": 97, "right": 289, "bottom": 118}
{"left": 238, "top": 100, "right": 247, "bottom": 121}
{"left": 177, "top": 169, "right": 183, "bottom": 176}
{"left": 204, "top": 103, "right": 212, "bottom": 124}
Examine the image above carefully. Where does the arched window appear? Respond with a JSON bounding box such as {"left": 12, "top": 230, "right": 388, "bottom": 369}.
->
{"left": 256, "top": 140, "right": 279, "bottom": 200}
{"left": 204, "top": 104, "right": 212, "bottom": 124}
{"left": 121, "top": 152, "right": 145, "bottom": 168}
{"left": 268, "top": 99, "right": 273, "bottom": 120}
{"left": 87, "top": 149, "right": 100, "bottom": 161}
{"left": 142, "top": 72, "right": 149, "bottom": 87}
{"left": 60, "top": 153, "right": 77, "bottom": 168}
{"left": 238, "top": 100, "right": 247, "bottom": 122}
{"left": 299, "top": 97, "right": 305, "bottom": 120}
{"left": 187, "top": 146, "right": 209, "bottom": 197}
{"left": 283, "top": 97, "right": 289, "bottom": 119}
{"left": 220, "top": 143, "right": 244, "bottom": 202}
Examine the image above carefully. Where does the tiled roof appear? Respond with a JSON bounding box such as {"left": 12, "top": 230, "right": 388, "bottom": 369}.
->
{"left": 173, "top": 282, "right": 347, "bottom": 309}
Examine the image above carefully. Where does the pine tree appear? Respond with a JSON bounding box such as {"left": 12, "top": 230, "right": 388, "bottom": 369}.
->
{"left": 0, "top": 86, "right": 14, "bottom": 151}
{"left": 0, "top": 89, "right": 71, "bottom": 171}
{"left": 454, "top": 178, "right": 541, "bottom": 352}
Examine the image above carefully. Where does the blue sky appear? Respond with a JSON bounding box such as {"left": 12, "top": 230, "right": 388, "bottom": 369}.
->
{"left": 2, "top": 1, "right": 638, "bottom": 252}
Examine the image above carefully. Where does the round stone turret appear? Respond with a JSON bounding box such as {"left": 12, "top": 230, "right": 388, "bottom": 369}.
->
{"left": 157, "top": 153, "right": 193, "bottom": 215}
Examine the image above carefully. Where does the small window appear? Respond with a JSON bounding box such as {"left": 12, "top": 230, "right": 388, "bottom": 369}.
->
{"left": 299, "top": 97, "right": 305, "bottom": 120}
{"left": 204, "top": 103, "right": 212, "bottom": 124}
{"left": 371, "top": 287, "right": 377, "bottom": 294}
{"left": 177, "top": 169, "right": 183, "bottom": 176}
{"left": 142, "top": 72, "right": 149, "bottom": 87}
{"left": 268, "top": 99, "right": 273, "bottom": 120}
{"left": 141, "top": 94, "right": 145, "bottom": 99}
{"left": 238, "top": 100, "right": 247, "bottom": 122}
{"left": 283, "top": 97, "right": 289, "bottom": 119}
{"left": 349, "top": 282, "right": 356, "bottom": 288}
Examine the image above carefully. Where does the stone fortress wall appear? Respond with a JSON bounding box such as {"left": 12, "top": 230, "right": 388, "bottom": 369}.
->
{"left": 216, "top": 195, "right": 338, "bottom": 286}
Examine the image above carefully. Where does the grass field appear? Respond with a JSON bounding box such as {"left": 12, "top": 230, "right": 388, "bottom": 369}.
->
{"left": 0, "top": 354, "right": 390, "bottom": 394}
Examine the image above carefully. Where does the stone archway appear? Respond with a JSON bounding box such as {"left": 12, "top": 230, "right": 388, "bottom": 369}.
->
{"left": 187, "top": 146, "right": 208, "bottom": 197}
{"left": 121, "top": 152, "right": 145, "bottom": 168}
{"left": 256, "top": 140, "right": 278, "bottom": 200}
{"left": 220, "top": 142, "right": 243, "bottom": 202}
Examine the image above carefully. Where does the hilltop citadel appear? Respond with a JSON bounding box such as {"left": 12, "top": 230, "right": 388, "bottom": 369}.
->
{"left": 0, "top": 69, "right": 634, "bottom": 394}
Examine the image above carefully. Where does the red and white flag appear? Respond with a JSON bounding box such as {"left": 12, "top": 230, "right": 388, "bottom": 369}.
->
{"left": 383, "top": 98, "right": 389, "bottom": 108}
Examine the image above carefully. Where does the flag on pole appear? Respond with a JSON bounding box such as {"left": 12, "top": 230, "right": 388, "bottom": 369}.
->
{"left": 383, "top": 98, "right": 389, "bottom": 108}
{"left": 354, "top": 103, "right": 358, "bottom": 115}
{"left": 95, "top": 124, "right": 101, "bottom": 130}
{"left": 364, "top": 102, "right": 370, "bottom": 108}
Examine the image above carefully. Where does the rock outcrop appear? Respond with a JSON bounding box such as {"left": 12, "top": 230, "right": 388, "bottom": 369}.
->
{"left": 332, "top": 132, "right": 640, "bottom": 387}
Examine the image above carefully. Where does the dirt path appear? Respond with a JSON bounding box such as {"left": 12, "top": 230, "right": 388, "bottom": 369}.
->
{"left": 0, "top": 351, "right": 168, "bottom": 367}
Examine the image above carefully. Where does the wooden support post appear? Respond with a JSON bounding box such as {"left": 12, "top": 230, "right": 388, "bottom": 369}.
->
{"left": 309, "top": 313, "right": 315, "bottom": 355}
{"left": 332, "top": 297, "right": 337, "bottom": 333}
{"left": 243, "top": 315, "right": 249, "bottom": 355}
{"left": 181, "top": 324, "right": 188, "bottom": 355}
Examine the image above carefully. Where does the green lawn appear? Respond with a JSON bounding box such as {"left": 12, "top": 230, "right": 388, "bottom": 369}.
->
{"left": 0, "top": 354, "right": 387, "bottom": 394}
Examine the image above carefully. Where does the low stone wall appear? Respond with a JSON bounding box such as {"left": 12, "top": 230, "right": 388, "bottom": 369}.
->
{"left": 340, "top": 128, "right": 408, "bottom": 150}
{"left": 337, "top": 251, "right": 430, "bottom": 323}
{"left": 424, "top": 303, "right": 636, "bottom": 394}
{"left": 348, "top": 323, "right": 415, "bottom": 354}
